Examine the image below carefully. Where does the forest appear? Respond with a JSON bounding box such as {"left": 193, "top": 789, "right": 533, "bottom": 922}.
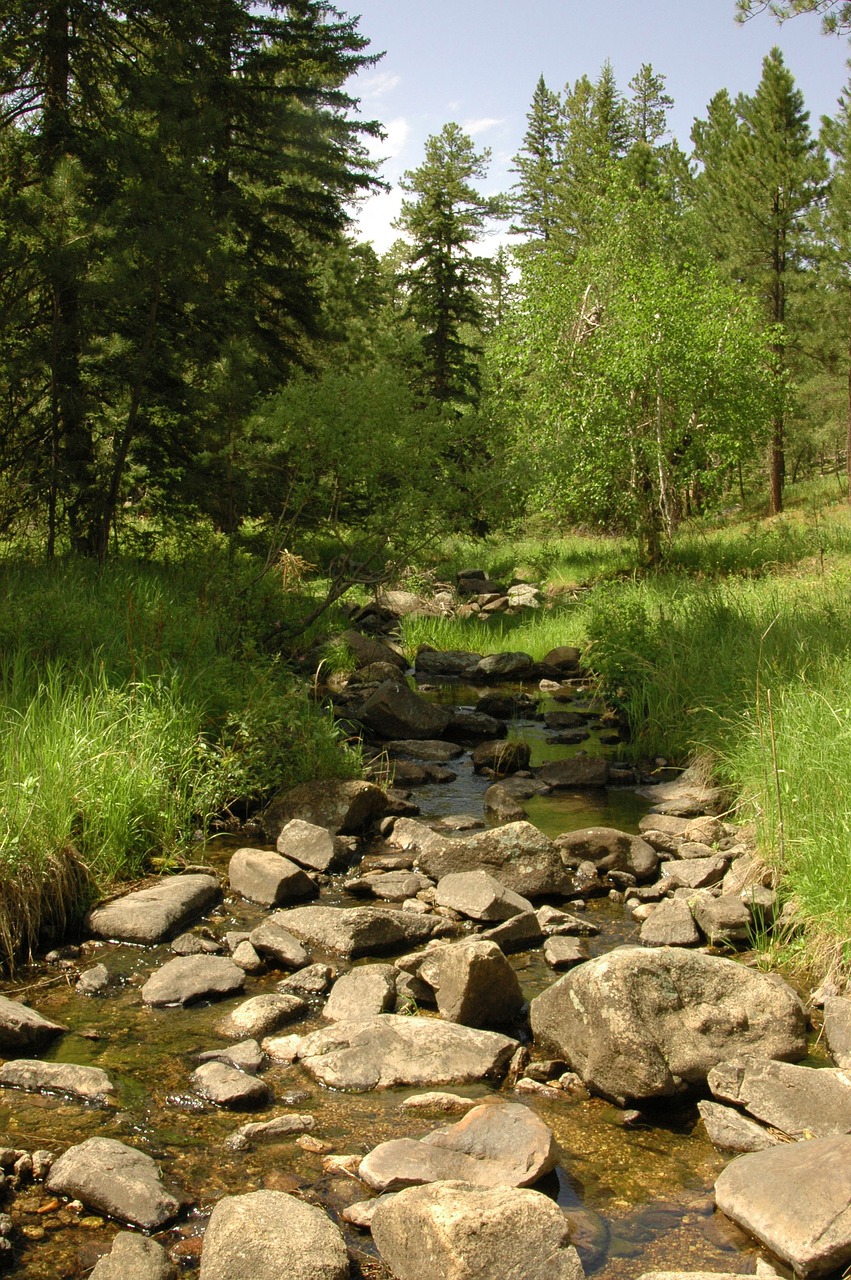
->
{"left": 1, "top": 0, "right": 851, "bottom": 982}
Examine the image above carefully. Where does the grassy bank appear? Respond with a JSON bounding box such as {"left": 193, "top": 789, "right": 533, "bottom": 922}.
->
{"left": 0, "top": 552, "right": 360, "bottom": 969}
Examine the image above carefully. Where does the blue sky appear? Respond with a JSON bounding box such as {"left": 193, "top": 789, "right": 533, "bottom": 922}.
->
{"left": 341, "top": 0, "right": 851, "bottom": 252}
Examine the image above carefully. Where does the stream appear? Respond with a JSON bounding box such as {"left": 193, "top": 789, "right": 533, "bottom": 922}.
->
{"left": 0, "top": 676, "right": 783, "bottom": 1279}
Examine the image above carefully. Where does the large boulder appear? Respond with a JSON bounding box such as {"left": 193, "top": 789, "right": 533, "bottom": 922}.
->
{"left": 199, "top": 1190, "right": 348, "bottom": 1280}
{"left": 357, "top": 679, "right": 452, "bottom": 741}
{"left": 340, "top": 629, "right": 407, "bottom": 671}
{"left": 415, "top": 649, "right": 483, "bottom": 678}
{"left": 421, "top": 939, "right": 525, "bottom": 1030}
{"left": 261, "top": 779, "right": 386, "bottom": 839}
{"left": 214, "top": 993, "right": 307, "bottom": 1040}
{"left": 227, "top": 848, "right": 317, "bottom": 908}
{"left": 295, "top": 1014, "right": 518, "bottom": 1090}
{"left": 410, "top": 822, "right": 573, "bottom": 899}
{"left": 555, "top": 827, "right": 658, "bottom": 881}
{"left": 529, "top": 946, "right": 807, "bottom": 1102}
{"left": 141, "top": 956, "right": 244, "bottom": 1007}
{"left": 537, "top": 757, "right": 609, "bottom": 789}
{"left": 322, "top": 964, "right": 397, "bottom": 1021}
{"left": 0, "top": 995, "right": 65, "bottom": 1053}
{"left": 274, "top": 818, "right": 352, "bottom": 874}
{"left": 824, "top": 995, "right": 851, "bottom": 1069}
{"left": 434, "top": 870, "right": 534, "bottom": 922}
{"left": 714, "top": 1135, "right": 851, "bottom": 1279}
{"left": 371, "top": 1181, "right": 584, "bottom": 1280}
{"left": 707, "top": 1057, "right": 851, "bottom": 1139}
{"left": 269, "top": 904, "right": 457, "bottom": 958}
{"left": 46, "top": 1138, "right": 181, "bottom": 1231}
{"left": 85, "top": 874, "right": 220, "bottom": 945}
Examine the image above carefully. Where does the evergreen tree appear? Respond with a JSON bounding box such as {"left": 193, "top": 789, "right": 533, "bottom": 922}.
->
{"left": 816, "top": 80, "right": 851, "bottom": 498}
{"left": 626, "top": 63, "right": 674, "bottom": 189}
{"left": 736, "top": 1, "right": 851, "bottom": 33}
{"left": 551, "top": 64, "right": 628, "bottom": 257}
{"left": 509, "top": 74, "right": 563, "bottom": 249}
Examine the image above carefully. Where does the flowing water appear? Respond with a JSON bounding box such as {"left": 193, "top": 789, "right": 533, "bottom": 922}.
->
{"left": 0, "top": 678, "right": 780, "bottom": 1279}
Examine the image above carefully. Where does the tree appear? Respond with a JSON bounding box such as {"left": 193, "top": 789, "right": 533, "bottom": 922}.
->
{"left": 815, "top": 79, "right": 851, "bottom": 498}
{"left": 510, "top": 74, "right": 564, "bottom": 249}
{"left": 736, "top": 1, "right": 851, "bottom": 33}
{"left": 625, "top": 63, "right": 674, "bottom": 190}
{"left": 395, "top": 122, "right": 505, "bottom": 405}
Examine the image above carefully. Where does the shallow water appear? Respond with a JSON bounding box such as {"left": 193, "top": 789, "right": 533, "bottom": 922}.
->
{"left": 0, "top": 681, "right": 779, "bottom": 1278}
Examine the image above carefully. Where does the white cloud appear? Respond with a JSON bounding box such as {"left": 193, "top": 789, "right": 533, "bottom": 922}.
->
{"left": 365, "top": 116, "right": 411, "bottom": 168}
{"left": 351, "top": 186, "right": 406, "bottom": 255}
{"left": 356, "top": 70, "right": 402, "bottom": 102}
{"left": 463, "top": 117, "right": 503, "bottom": 136}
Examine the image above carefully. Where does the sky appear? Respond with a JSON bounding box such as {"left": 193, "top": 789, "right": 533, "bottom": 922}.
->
{"left": 339, "top": 0, "right": 851, "bottom": 254}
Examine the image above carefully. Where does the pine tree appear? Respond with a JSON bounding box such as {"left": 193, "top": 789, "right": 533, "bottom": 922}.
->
{"left": 509, "top": 74, "right": 564, "bottom": 249}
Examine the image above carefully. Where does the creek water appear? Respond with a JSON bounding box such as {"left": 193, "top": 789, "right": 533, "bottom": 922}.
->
{"left": 0, "top": 678, "right": 773, "bottom": 1279}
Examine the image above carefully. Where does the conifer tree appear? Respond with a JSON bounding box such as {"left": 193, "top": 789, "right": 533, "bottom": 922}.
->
{"left": 509, "top": 74, "right": 564, "bottom": 249}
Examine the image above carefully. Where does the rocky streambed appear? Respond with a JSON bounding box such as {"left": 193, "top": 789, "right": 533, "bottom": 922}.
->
{"left": 1, "top": 644, "right": 850, "bottom": 1280}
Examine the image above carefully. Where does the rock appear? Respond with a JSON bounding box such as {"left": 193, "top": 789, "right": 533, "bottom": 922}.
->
{"left": 543, "top": 646, "right": 582, "bottom": 671}
{"left": 535, "top": 906, "right": 599, "bottom": 937}
{"left": 90, "top": 1231, "right": 177, "bottom": 1280}
{"left": 360, "top": 1102, "right": 558, "bottom": 1193}
{"left": 269, "top": 904, "right": 457, "bottom": 959}
{"left": 434, "top": 870, "right": 534, "bottom": 922}
{"left": 714, "top": 1135, "right": 851, "bottom": 1279}
{"left": 639, "top": 898, "right": 701, "bottom": 948}
{"left": 170, "top": 931, "right": 221, "bottom": 956}
{"left": 387, "top": 739, "right": 464, "bottom": 762}
{"left": 141, "top": 956, "right": 244, "bottom": 1007}
{"left": 423, "top": 940, "right": 525, "bottom": 1031}
{"left": 191, "top": 1061, "right": 270, "bottom": 1110}
{"left": 76, "top": 963, "right": 110, "bottom": 995}
{"left": 444, "top": 708, "right": 507, "bottom": 744}
{"left": 230, "top": 940, "right": 265, "bottom": 973}
{"left": 690, "top": 892, "right": 752, "bottom": 945}
{"left": 399, "top": 1092, "right": 483, "bottom": 1114}
{"left": 707, "top": 1057, "right": 851, "bottom": 1138}
{"left": 537, "top": 757, "right": 609, "bottom": 789}
{"left": 824, "top": 996, "right": 851, "bottom": 1069}
{"left": 215, "top": 994, "right": 307, "bottom": 1040}
{"left": 415, "top": 650, "right": 483, "bottom": 677}
{"left": 228, "top": 848, "right": 317, "bottom": 907}
{"left": 274, "top": 819, "right": 351, "bottom": 874}
{"left": 323, "top": 964, "right": 397, "bottom": 1021}
{"left": 248, "top": 920, "right": 311, "bottom": 970}
{"left": 296, "top": 1015, "right": 518, "bottom": 1091}
{"left": 0, "top": 995, "right": 66, "bottom": 1053}
{"left": 414, "top": 822, "right": 573, "bottom": 899}
{"left": 278, "top": 964, "right": 335, "bottom": 996}
{"left": 480, "top": 912, "right": 545, "bottom": 952}
{"left": 636, "top": 765, "right": 726, "bottom": 816}
{"left": 225, "top": 1114, "right": 315, "bottom": 1150}
{"left": 555, "top": 827, "right": 658, "bottom": 881}
{"left": 477, "top": 693, "right": 537, "bottom": 719}
{"left": 474, "top": 652, "right": 535, "bottom": 679}
{"left": 345, "top": 870, "right": 432, "bottom": 902}
{"left": 371, "top": 1181, "right": 584, "bottom": 1280}
{"left": 85, "top": 874, "right": 220, "bottom": 945}
{"left": 543, "top": 938, "right": 589, "bottom": 970}
{"left": 341, "top": 630, "right": 407, "bottom": 671}
{"left": 46, "top": 1138, "right": 180, "bottom": 1231}
{"left": 0, "top": 1060, "right": 114, "bottom": 1105}
{"left": 529, "top": 946, "right": 807, "bottom": 1102}
{"left": 472, "top": 739, "right": 532, "bottom": 777}
{"left": 482, "top": 777, "right": 547, "bottom": 822}
{"left": 198, "top": 1040, "right": 265, "bottom": 1075}
{"left": 357, "top": 679, "right": 452, "bottom": 741}
{"left": 697, "top": 1100, "right": 781, "bottom": 1152}
{"left": 198, "top": 1190, "right": 348, "bottom": 1280}
{"left": 659, "top": 856, "right": 728, "bottom": 891}
{"left": 261, "top": 779, "right": 387, "bottom": 839}
{"left": 342, "top": 1193, "right": 398, "bottom": 1229}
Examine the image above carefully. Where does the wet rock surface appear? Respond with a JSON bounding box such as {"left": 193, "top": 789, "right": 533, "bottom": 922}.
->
{"left": 46, "top": 1138, "right": 181, "bottom": 1230}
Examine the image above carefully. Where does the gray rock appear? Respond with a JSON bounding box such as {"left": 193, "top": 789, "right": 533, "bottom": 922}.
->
{"left": 714, "top": 1135, "right": 851, "bottom": 1279}
{"left": 198, "top": 1039, "right": 265, "bottom": 1075}
{"left": 278, "top": 964, "right": 335, "bottom": 996}
{"left": 341, "top": 630, "right": 407, "bottom": 671}
{"left": 191, "top": 1061, "right": 270, "bottom": 1110}
{"left": 371, "top": 1181, "right": 584, "bottom": 1280}
{"left": 423, "top": 939, "right": 525, "bottom": 1030}
{"left": 296, "top": 1014, "right": 518, "bottom": 1091}
{"left": 535, "top": 905, "right": 599, "bottom": 937}
{"left": 358, "top": 679, "right": 452, "bottom": 741}
{"left": 639, "top": 898, "right": 701, "bottom": 948}
{"left": 170, "top": 931, "right": 221, "bottom": 956}
{"left": 537, "top": 757, "right": 609, "bottom": 789}
{"left": 824, "top": 995, "right": 851, "bottom": 1069}
{"left": 636, "top": 765, "right": 726, "bottom": 816}
{"left": 480, "top": 912, "right": 544, "bottom": 952}
{"left": 199, "top": 1190, "right": 348, "bottom": 1280}
{"left": 555, "top": 827, "right": 657, "bottom": 881}
{"left": 141, "top": 955, "right": 244, "bottom": 1007}
{"left": 46, "top": 1137, "right": 180, "bottom": 1231}
{"left": 230, "top": 939, "right": 265, "bottom": 973}
{"left": 0, "top": 996, "right": 66, "bottom": 1053}
{"left": 659, "top": 856, "right": 728, "bottom": 891}
{"left": 323, "top": 964, "right": 397, "bottom": 1021}
{"left": 697, "top": 1099, "right": 781, "bottom": 1152}
{"left": 90, "top": 1231, "right": 177, "bottom": 1280}
{"left": 214, "top": 993, "right": 307, "bottom": 1040}
{"left": 543, "top": 646, "right": 582, "bottom": 670}
{"left": 225, "top": 1113, "right": 315, "bottom": 1151}
{"left": 270, "top": 904, "right": 457, "bottom": 959}
{"left": 471, "top": 739, "right": 532, "bottom": 777}
{"left": 708, "top": 1056, "right": 851, "bottom": 1138}
{"left": 434, "top": 870, "right": 534, "bottom": 922}
{"left": 346, "top": 870, "right": 432, "bottom": 902}
{"left": 360, "top": 1102, "right": 557, "bottom": 1193}
{"left": 415, "top": 650, "right": 483, "bottom": 677}
{"left": 342, "top": 1193, "right": 398, "bottom": 1229}
{"left": 444, "top": 708, "right": 507, "bottom": 743}
{"left": 474, "top": 652, "right": 535, "bottom": 679}
{"left": 543, "top": 937, "right": 589, "bottom": 970}
{"left": 387, "top": 738, "right": 464, "bottom": 762}
{"left": 414, "top": 822, "right": 573, "bottom": 899}
{"left": 75, "top": 963, "right": 110, "bottom": 996}
{"left": 482, "top": 777, "right": 547, "bottom": 822}
{"left": 275, "top": 818, "right": 351, "bottom": 874}
{"left": 0, "top": 1059, "right": 114, "bottom": 1105}
{"left": 228, "top": 848, "right": 316, "bottom": 907}
{"left": 529, "top": 946, "right": 807, "bottom": 1102}
{"left": 399, "top": 1092, "right": 484, "bottom": 1114}
{"left": 261, "top": 779, "right": 387, "bottom": 839}
{"left": 690, "top": 891, "right": 752, "bottom": 945}
{"left": 248, "top": 920, "right": 311, "bottom": 969}
{"left": 85, "top": 874, "right": 220, "bottom": 945}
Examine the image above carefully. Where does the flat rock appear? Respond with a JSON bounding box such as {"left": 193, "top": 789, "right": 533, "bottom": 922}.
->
{"left": 636, "top": 765, "right": 726, "bottom": 816}
{"left": 434, "top": 870, "right": 534, "bottom": 921}
{"left": 444, "top": 708, "right": 507, "bottom": 744}
{"left": 0, "top": 1059, "right": 114, "bottom": 1105}
{"left": 248, "top": 920, "right": 311, "bottom": 969}
{"left": 555, "top": 827, "right": 658, "bottom": 881}
{"left": 482, "top": 777, "right": 547, "bottom": 822}
{"left": 85, "top": 874, "right": 220, "bottom": 945}
{"left": 714, "top": 1135, "right": 851, "bottom": 1278}
{"left": 269, "top": 904, "right": 457, "bottom": 959}
{"left": 261, "top": 779, "right": 387, "bottom": 839}
{"left": 46, "top": 1137, "right": 180, "bottom": 1231}
{"left": 198, "top": 1039, "right": 265, "bottom": 1075}
{"left": 322, "top": 964, "right": 397, "bottom": 1021}
{"left": 90, "top": 1231, "right": 177, "bottom": 1280}
{"left": 413, "top": 822, "right": 573, "bottom": 899}
{"left": 707, "top": 1056, "right": 851, "bottom": 1138}
{"left": 659, "top": 856, "right": 728, "bottom": 890}
{"left": 639, "top": 898, "right": 701, "bottom": 948}
{"left": 214, "top": 994, "right": 307, "bottom": 1039}
{"left": 387, "top": 738, "right": 465, "bottom": 762}
{"left": 537, "top": 756, "right": 609, "bottom": 788}
{"left": 824, "top": 996, "right": 851, "bottom": 1069}
{"left": 228, "top": 848, "right": 317, "bottom": 907}
{"left": 295, "top": 1015, "right": 518, "bottom": 1091}
{"left": 274, "top": 819, "right": 350, "bottom": 874}
{"left": 535, "top": 905, "right": 599, "bottom": 936}
{"left": 371, "top": 1181, "right": 584, "bottom": 1280}
{"left": 225, "top": 1114, "right": 315, "bottom": 1151}
{"left": 529, "top": 946, "right": 807, "bottom": 1102}
{"left": 0, "top": 995, "right": 66, "bottom": 1052}
{"left": 399, "top": 1092, "right": 484, "bottom": 1114}
{"left": 191, "top": 1061, "right": 271, "bottom": 1110}
{"left": 346, "top": 869, "right": 432, "bottom": 902}
{"left": 543, "top": 937, "right": 589, "bottom": 970}
{"left": 198, "top": 1189, "right": 348, "bottom": 1280}
{"left": 697, "top": 1099, "right": 782, "bottom": 1152}
{"left": 141, "top": 955, "right": 244, "bottom": 1007}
